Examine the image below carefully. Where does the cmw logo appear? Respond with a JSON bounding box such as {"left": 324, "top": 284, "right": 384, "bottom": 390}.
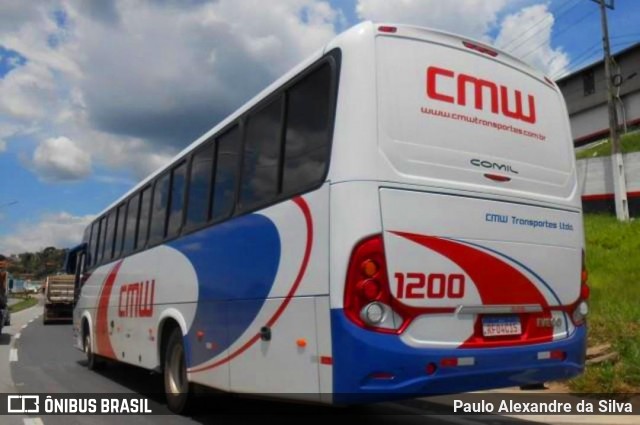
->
{"left": 118, "top": 280, "right": 155, "bottom": 318}
{"left": 426, "top": 65, "right": 537, "bottom": 124}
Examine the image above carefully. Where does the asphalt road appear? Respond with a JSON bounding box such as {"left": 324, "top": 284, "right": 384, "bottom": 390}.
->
{"left": 0, "top": 297, "right": 45, "bottom": 425}
{"left": 5, "top": 305, "right": 542, "bottom": 425}
{"left": 7, "top": 304, "right": 633, "bottom": 425}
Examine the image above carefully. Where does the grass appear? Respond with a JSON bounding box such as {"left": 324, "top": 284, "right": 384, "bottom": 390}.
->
{"left": 568, "top": 214, "right": 640, "bottom": 393}
{"left": 8, "top": 296, "right": 39, "bottom": 313}
{"left": 575, "top": 131, "right": 640, "bottom": 159}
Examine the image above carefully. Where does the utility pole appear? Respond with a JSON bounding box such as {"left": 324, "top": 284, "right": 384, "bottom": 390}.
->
{"left": 591, "top": 0, "right": 629, "bottom": 221}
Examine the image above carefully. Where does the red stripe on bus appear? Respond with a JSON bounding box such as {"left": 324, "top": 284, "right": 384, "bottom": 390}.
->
{"left": 188, "top": 196, "right": 314, "bottom": 373}
{"left": 95, "top": 260, "right": 123, "bottom": 359}
{"left": 582, "top": 191, "right": 640, "bottom": 201}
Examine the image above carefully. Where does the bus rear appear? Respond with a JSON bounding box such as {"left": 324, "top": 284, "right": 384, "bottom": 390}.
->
{"left": 328, "top": 24, "right": 587, "bottom": 399}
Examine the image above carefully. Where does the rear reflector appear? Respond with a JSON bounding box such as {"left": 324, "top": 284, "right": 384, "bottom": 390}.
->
{"left": 425, "top": 363, "right": 437, "bottom": 375}
{"left": 440, "top": 358, "right": 457, "bottom": 367}
{"left": 378, "top": 25, "right": 398, "bottom": 33}
{"left": 538, "top": 350, "right": 566, "bottom": 360}
{"left": 369, "top": 372, "right": 395, "bottom": 380}
{"left": 441, "top": 357, "right": 475, "bottom": 367}
{"left": 320, "top": 356, "right": 333, "bottom": 365}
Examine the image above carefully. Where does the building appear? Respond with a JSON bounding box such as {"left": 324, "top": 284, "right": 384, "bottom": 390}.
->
{"left": 556, "top": 42, "right": 640, "bottom": 146}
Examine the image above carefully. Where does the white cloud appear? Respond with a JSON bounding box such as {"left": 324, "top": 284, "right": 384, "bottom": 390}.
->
{"left": 0, "top": 212, "right": 95, "bottom": 255}
{"left": 0, "top": 61, "right": 57, "bottom": 120}
{"left": 32, "top": 136, "right": 92, "bottom": 181}
{"left": 356, "top": 0, "right": 508, "bottom": 39}
{"left": 494, "top": 4, "right": 569, "bottom": 76}
{"left": 0, "top": 139, "right": 5, "bottom": 153}
{"left": 0, "top": 0, "right": 574, "bottom": 184}
{"left": 0, "top": 0, "right": 341, "bottom": 182}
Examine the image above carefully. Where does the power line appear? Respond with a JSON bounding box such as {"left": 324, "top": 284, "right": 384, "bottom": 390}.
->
{"left": 500, "top": 0, "right": 579, "bottom": 51}
{"left": 552, "top": 40, "right": 634, "bottom": 81}
{"left": 504, "top": 0, "right": 582, "bottom": 54}
{"left": 518, "top": 8, "right": 599, "bottom": 61}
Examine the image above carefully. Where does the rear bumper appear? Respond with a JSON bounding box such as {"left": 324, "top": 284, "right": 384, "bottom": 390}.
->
{"left": 44, "top": 303, "right": 73, "bottom": 320}
{"left": 330, "top": 309, "right": 586, "bottom": 403}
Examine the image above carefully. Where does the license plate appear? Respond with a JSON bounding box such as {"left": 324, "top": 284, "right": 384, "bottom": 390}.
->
{"left": 482, "top": 316, "right": 521, "bottom": 337}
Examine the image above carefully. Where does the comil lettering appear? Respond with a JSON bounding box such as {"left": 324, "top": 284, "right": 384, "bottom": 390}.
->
{"left": 426, "top": 66, "right": 536, "bottom": 124}
{"left": 118, "top": 280, "right": 155, "bottom": 318}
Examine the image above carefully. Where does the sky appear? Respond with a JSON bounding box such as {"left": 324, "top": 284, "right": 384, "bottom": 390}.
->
{"left": 1, "top": 0, "right": 639, "bottom": 255}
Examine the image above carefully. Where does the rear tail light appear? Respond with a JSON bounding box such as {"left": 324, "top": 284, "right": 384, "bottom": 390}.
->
{"left": 581, "top": 249, "right": 590, "bottom": 300}
{"left": 572, "top": 250, "right": 589, "bottom": 326}
{"left": 344, "top": 235, "right": 403, "bottom": 333}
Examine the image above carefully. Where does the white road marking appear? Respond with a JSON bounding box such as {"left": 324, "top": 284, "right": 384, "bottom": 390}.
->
{"left": 21, "top": 325, "right": 27, "bottom": 329}
{"left": 14, "top": 333, "right": 20, "bottom": 339}
{"left": 23, "top": 418, "right": 44, "bottom": 425}
{"left": 28, "top": 319, "right": 33, "bottom": 323}
{"left": 9, "top": 348, "right": 18, "bottom": 362}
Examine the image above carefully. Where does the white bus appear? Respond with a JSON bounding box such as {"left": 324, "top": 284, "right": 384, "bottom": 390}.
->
{"left": 67, "top": 22, "right": 588, "bottom": 413}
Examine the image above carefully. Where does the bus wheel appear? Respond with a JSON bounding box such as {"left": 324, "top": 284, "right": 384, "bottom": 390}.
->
{"left": 84, "top": 331, "right": 103, "bottom": 370}
{"left": 164, "top": 327, "right": 192, "bottom": 414}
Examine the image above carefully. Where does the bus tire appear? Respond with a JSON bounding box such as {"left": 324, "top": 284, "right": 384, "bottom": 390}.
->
{"left": 164, "top": 327, "right": 193, "bottom": 414}
{"left": 84, "top": 329, "right": 104, "bottom": 370}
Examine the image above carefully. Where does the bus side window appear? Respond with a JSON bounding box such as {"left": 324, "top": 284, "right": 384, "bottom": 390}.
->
{"left": 96, "top": 216, "right": 106, "bottom": 265}
{"left": 211, "top": 126, "right": 240, "bottom": 221}
{"left": 102, "top": 209, "right": 117, "bottom": 262}
{"left": 88, "top": 221, "right": 98, "bottom": 268}
{"left": 122, "top": 193, "right": 140, "bottom": 255}
{"left": 137, "top": 186, "right": 152, "bottom": 248}
{"left": 240, "top": 95, "right": 284, "bottom": 210}
{"left": 113, "top": 203, "right": 127, "bottom": 259}
{"left": 167, "top": 161, "right": 187, "bottom": 238}
{"left": 148, "top": 174, "right": 170, "bottom": 245}
{"left": 185, "top": 142, "right": 214, "bottom": 229}
{"left": 282, "top": 63, "right": 333, "bottom": 195}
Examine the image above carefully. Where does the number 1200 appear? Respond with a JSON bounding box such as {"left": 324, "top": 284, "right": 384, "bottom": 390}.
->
{"left": 394, "top": 272, "right": 465, "bottom": 299}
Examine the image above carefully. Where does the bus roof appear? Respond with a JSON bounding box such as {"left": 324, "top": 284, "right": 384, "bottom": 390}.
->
{"left": 96, "top": 21, "right": 551, "bottom": 217}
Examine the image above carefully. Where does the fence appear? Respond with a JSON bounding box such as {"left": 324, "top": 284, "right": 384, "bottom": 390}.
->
{"left": 576, "top": 151, "right": 640, "bottom": 216}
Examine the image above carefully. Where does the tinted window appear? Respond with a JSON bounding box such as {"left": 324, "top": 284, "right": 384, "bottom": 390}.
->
{"left": 186, "top": 143, "right": 214, "bottom": 228}
{"left": 212, "top": 126, "right": 240, "bottom": 221}
{"left": 113, "top": 203, "right": 126, "bottom": 258}
{"left": 88, "top": 222, "right": 98, "bottom": 267}
{"left": 283, "top": 63, "right": 333, "bottom": 194}
{"left": 96, "top": 216, "right": 106, "bottom": 264}
{"left": 149, "top": 174, "right": 170, "bottom": 244}
{"left": 122, "top": 194, "right": 139, "bottom": 255}
{"left": 240, "top": 96, "right": 283, "bottom": 209}
{"left": 137, "top": 187, "right": 152, "bottom": 248}
{"left": 103, "top": 210, "right": 117, "bottom": 261}
{"left": 167, "top": 162, "right": 187, "bottom": 238}
{"left": 583, "top": 69, "right": 595, "bottom": 96}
